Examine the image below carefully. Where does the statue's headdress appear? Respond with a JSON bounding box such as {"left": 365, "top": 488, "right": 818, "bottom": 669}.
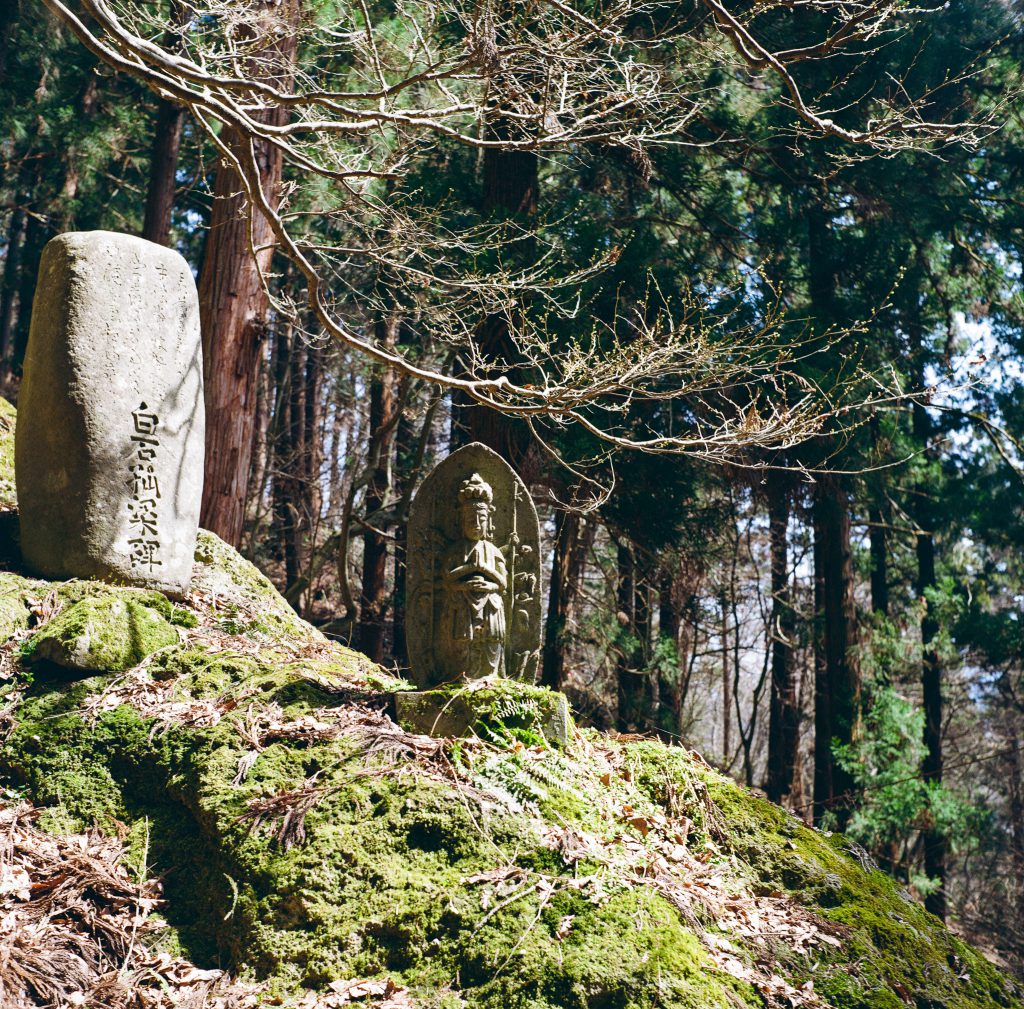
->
{"left": 458, "top": 472, "right": 493, "bottom": 505}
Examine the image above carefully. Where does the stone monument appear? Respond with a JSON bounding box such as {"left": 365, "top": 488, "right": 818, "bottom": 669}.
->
{"left": 15, "top": 231, "right": 204, "bottom": 595}
{"left": 406, "top": 442, "right": 541, "bottom": 687}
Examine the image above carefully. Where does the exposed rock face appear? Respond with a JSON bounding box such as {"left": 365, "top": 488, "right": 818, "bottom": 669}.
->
{"left": 15, "top": 231, "right": 204, "bottom": 594}
{"left": 406, "top": 442, "right": 542, "bottom": 687}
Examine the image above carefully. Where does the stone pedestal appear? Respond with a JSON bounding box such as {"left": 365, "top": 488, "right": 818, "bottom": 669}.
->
{"left": 391, "top": 682, "right": 573, "bottom": 746}
{"left": 15, "top": 231, "right": 204, "bottom": 595}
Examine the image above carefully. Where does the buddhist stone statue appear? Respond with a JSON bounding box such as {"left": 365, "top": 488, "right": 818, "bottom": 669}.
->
{"left": 407, "top": 443, "right": 541, "bottom": 687}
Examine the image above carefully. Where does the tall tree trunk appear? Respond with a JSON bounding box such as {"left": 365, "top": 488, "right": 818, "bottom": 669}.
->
{"left": 907, "top": 288, "right": 946, "bottom": 919}
{"left": 812, "top": 504, "right": 827, "bottom": 822}
{"left": 868, "top": 416, "right": 890, "bottom": 618}
{"left": 244, "top": 327, "right": 273, "bottom": 555}
{"left": 766, "top": 475, "right": 799, "bottom": 804}
{"left": 198, "top": 0, "right": 301, "bottom": 546}
{"left": 0, "top": 0, "right": 17, "bottom": 86}
{"left": 269, "top": 315, "right": 292, "bottom": 565}
{"left": 721, "top": 590, "right": 732, "bottom": 766}
{"left": 656, "top": 569, "right": 682, "bottom": 740}
{"left": 635, "top": 575, "right": 652, "bottom": 664}
{"left": 869, "top": 505, "right": 889, "bottom": 618}
{"left": 616, "top": 539, "right": 651, "bottom": 732}
{"left": 541, "top": 507, "right": 580, "bottom": 690}
{"left": 12, "top": 205, "right": 46, "bottom": 368}
{"left": 141, "top": 1, "right": 187, "bottom": 245}
{"left": 918, "top": 517, "right": 946, "bottom": 918}
{"left": 807, "top": 193, "right": 860, "bottom": 827}
{"left": 357, "top": 313, "right": 400, "bottom": 662}
{"left": 0, "top": 203, "right": 26, "bottom": 368}
{"left": 454, "top": 136, "right": 538, "bottom": 474}
{"left": 391, "top": 400, "right": 416, "bottom": 670}
{"left": 283, "top": 336, "right": 307, "bottom": 593}
{"left": 812, "top": 477, "right": 860, "bottom": 828}
{"left": 142, "top": 99, "right": 184, "bottom": 245}
{"left": 1005, "top": 706, "right": 1024, "bottom": 935}
{"left": 302, "top": 343, "right": 322, "bottom": 523}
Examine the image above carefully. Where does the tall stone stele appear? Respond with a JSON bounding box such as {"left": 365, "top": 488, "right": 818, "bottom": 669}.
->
{"left": 406, "top": 442, "right": 542, "bottom": 688}
{"left": 16, "top": 231, "right": 205, "bottom": 595}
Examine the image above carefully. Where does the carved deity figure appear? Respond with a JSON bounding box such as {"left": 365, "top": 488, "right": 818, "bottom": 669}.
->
{"left": 406, "top": 442, "right": 542, "bottom": 688}
{"left": 439, "top": 473, "right": 508, "bottom": 677}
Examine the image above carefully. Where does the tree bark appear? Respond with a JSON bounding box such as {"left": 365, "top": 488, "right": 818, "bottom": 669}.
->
{"left": 282, "top": 335, "right": 307, "bottom": 593}
{"left": 869, "top": 505, "right": 889, "bottom": 618}
{"left": 0, "top": 203, "right": 26, "bottom": 367}
{"left": 391, "top": 401, "right": 416, "bottom": 670}
{"left": 917, "top": 514, "right": 946, "bottom": 918}
{"left": 454, "top": 134, "right": 538, "bottom": 475}
{"left": 721, "top": 590, "right": 732, "bottom": 766}
{"left": 1005, "top": 706, "right": 1024, "bottom": 934}
{"left": 198, "top": 0, "right": 301, "bottom": 546}
{"left": 357, "top": 314, "right": 400, "bottom": 662}
{"left": 142, "top": 99, "right": 184, "bottom": 245}
{"left": 141, "top": 1, "right": 187, "bottom": 246}
{"left": 812, "top": 476, "right": 860, "bottom": 828}
{"left": 12, "top": 204, "right": 46, "bottom": 367}
{"left": 906, "top": 289, "right": 946, "bottom": 920}
{"left": 616, "top": 539, "right": 651, "bottom": 732}
{"left": 656, "top": 569, "right": 681, "bottom": 740}
{"left": 302, "top": 342, "right": 322, "bottom": 524}
{"left": 269, "top": 315, "right": 293, "bottom": 566}
{"left": 541, "top": 507, "right": 580, "bottom": 690}
{"left": 0, "top": 0, "right": 17, "bottom": 86}
{"left": 766, "top": 475, "right": 799, "bottom": 804}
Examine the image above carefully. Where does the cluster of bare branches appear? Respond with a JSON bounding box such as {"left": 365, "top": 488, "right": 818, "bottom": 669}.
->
{"left": 43, "top": 0, "right": 997, "bottom": 456}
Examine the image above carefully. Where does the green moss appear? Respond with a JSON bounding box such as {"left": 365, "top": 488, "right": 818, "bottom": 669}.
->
{"left": 620, "top": 741, "right": 724, "bottom": 847}
{"left": 23, "top": 593, "right": 180, "bottom": 672}
{"left": 460, "top": 887, "right": 752, "bottom": 1009}
{"left": 0, "top": 396, "right": 15, "bottom": 511}
{"left": 394, "top": 681, "right": 573, "bottom": 748}
{"left": 701, "top": 774, "right": 1018, "bottom": 1009}
{"left": 0, "top": 669, "right": 753, "bottom": 1008}
{"left": 0, "top": 570, "right": 43, "bottom": 640}
{"left": 3, "top": 666, "right": 1019, "bottom": 1009}
{"left": 193, "top": 530, "right": 318, "bottom": 643}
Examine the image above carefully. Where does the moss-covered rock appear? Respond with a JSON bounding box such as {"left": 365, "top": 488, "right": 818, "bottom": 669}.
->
{"left": 0, "top": 569, "right": 40, "bottom": 639}
{"left": 192, "top": 529, "right": 321, "bottom": 643}
{"left": 0, "top": 396, "right": 16, "bottom": 511}
{"left": 392, "top": 680, "right": 572, "bottom": 746}
{"left": 22, "top": 593, "right": 180, "bottom": 672}
{"left": 0, "top": 402, "right": 1018, "bottom": 1009}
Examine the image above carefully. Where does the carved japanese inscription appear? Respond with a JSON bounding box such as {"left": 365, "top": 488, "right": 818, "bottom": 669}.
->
{"left": 16, "top": 231, "right": 204, "bottom": 594}
{"left": 127, "top": 403, "right": 163, "bottom": 572}
{"left": 406, "top": 443, "right": 541, "bottom": 688}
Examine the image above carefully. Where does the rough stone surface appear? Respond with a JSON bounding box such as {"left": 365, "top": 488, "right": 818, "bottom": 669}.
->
{"left": 406, "top": 442, "right": 542, "bottom": 688}
{"left": 15, "top": 231, "right": 204, "bottom": 595}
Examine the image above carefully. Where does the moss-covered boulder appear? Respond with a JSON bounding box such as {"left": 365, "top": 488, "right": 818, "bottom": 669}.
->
{"left": 392, "top": 680, "right": 573, "bottom": 745}
{"left": 23, "top": 594, "right": 180, "bottom": 672}
{"left": 0, "top": 400, "right": 1019, "bottom": 1009}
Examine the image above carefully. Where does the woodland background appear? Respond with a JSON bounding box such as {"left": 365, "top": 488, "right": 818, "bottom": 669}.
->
{"left": 4, "top": 0, "right": 1024, "bottom": 979}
